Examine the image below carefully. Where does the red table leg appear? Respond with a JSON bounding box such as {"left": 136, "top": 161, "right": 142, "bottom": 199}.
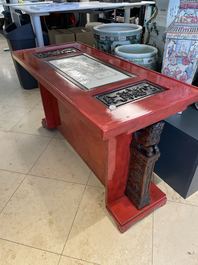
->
{"left": 39, "top": 84, "right": 60, "bottom": 130}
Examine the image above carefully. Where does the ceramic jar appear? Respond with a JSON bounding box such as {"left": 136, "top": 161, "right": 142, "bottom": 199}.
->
{"left": 115, "top": 44, "right": 158, "bottom": 70}
{"left": 93, "top": 23, "right": 142, "bottom": 54}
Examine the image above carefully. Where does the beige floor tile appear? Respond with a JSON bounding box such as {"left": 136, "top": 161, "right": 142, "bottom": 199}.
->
{"left": 0, "top": 105, "right": 28, "bottom": 122}
{"left": 154, "top": 174, "right": 198, "bottom": 206}
{"left": 1, "top": 89, "right": 41, "bottom": 111}
{"left": 0, "top": 43, "right": 40, "bottom": 107}
{"left": 0, "top": 73, "right": 20, "bottom": 96}
{"left": 64, "top": 186, "right": 152, "bottom": 265}
{"left": 0, "top": 239, "right": 60, "bottom": 265}
{"left": 0, "top": 176, "right": 85, "bottom": 253}
{"left": 59, "top": 256, "right": 97, "bottom": 265}
{"left": 53, "top": 131, "right": 65, "bottom": 140}
{"left": 30, "top": 139, "right": 90, "bottom": 184}
{"left": 0, "top": 104, "right": 30, "bottom": 131}
{"left": 0, "top": 119, "right": 21, "bottom": 132}
{"left": 87, "top": 172, "right": 103, "bottom": 188}
{"left": 0, "top": 131, "right": 50, "bottom": 173}
{"left": 0, "top": 55, "right": 39, "bottom": 110}
{"left": 153, "top": 202, "right": 198, "bottom": 265}
{"left": 0, "top": 50, "right": 21, "bottom": 93}
{"left": 53, "top": 130, "right": 77, "bottom": 141}
{"left": 0, "top": 170, "right": 25, "bottom": 212}
{"left": 12, "top": 105, "right": 56, "bottom": 137}
{"left": 0, "top": 35, "right": 8, "bottom": 52}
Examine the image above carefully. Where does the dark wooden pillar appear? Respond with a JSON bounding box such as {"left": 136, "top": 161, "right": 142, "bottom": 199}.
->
{"left": 125, "top": 121, "right": 165, "bottom": 209}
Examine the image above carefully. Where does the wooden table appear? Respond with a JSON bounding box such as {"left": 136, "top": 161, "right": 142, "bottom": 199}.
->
{"left": 13, "top": 43, "right": 198, "bottom": 232}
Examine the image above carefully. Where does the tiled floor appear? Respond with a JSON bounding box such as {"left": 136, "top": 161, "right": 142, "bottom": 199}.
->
{"left": 0, "top": 34, "right": 198, "bottom": 265}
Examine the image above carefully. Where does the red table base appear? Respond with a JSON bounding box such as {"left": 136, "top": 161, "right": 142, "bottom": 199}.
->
{"left": 107, "top": 183, "right": 166, "bottom": 232}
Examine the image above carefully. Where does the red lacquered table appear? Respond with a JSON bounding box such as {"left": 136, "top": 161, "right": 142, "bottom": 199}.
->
{"left": 13, "top": 43, "right": 198, "bottom": 232}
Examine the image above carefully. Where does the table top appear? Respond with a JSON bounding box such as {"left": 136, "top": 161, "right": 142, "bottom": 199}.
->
{"left": 12, "top": 43, "right": 198, "bottom": 139}
{"left": 6, "top": 1, "right": 155, "bottom": 14}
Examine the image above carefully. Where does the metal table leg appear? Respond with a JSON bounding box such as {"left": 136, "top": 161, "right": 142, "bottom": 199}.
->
{"left": 30, "top": 14, "right": 44, "bottom": 47}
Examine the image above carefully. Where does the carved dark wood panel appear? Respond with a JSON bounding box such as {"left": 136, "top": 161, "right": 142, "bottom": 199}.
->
{"left": 35, "top": 48, "right": 79, "bottom": 58}
{"left": 95, "top": 82, "right": 164, "bottom": 108}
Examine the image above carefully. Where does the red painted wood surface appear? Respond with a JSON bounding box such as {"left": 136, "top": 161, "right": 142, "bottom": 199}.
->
{"left": 12, "top": 43, "right": 198, "bottom": 232}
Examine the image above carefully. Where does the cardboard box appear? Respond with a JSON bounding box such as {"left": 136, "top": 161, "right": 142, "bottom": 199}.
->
{"left": 48, "top": 29, "right": 75, "bottom": 44}
{"left": 55, "top": 29, "right": 75, "bottom": 44}
{"left": 69, "top": 27, "right": 95, "bottom": 47}
{"left": 48, "top": 29, "right": 59, "bottom": 44}
{"left": 48, "top": 27, "right": 94, "bottom": 46}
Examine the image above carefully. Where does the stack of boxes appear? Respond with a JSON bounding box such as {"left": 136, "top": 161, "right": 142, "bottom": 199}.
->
{"left": 48, "top": 27, "right": 95, "bottom": 46}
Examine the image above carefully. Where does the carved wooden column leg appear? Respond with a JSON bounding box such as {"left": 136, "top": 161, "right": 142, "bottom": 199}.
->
{"left": 125, "top": 121, "right": 165, "bottom": 209}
